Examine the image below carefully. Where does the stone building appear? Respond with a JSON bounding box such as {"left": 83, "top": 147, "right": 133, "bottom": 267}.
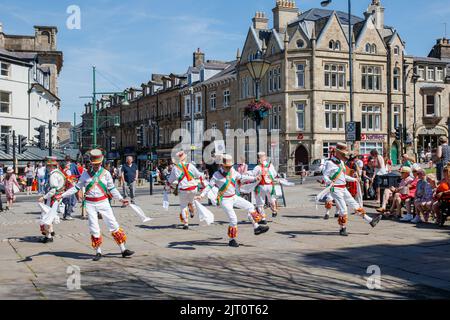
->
{"left": 238, "top": 0, "right": 409, "bottom": 172}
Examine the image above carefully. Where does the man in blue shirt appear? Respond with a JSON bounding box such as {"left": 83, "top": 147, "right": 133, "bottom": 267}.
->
{"left": 121, "top": 156, "right": 138, "bottom": 204}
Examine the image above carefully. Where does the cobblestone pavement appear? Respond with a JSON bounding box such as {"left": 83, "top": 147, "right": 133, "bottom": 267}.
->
{"left": 1, "top": 182, "right": 449, "bottom": 300}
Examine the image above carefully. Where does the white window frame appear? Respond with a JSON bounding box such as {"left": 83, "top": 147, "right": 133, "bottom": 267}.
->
{"left": 418, "top": 66, "right": 425, "bottom": 80}
{"left": 1, "top": 62, "right": 10, "bottom": 77}
{"left": 393, "top": 105, "right": 401, "bottom": 130}
{"left": 223, "top": 89, "right": 231, "bottom": 107}
{"left": 324, "top": 63, "right": 346, "bottom": 89}
{"left": 362, "top": 66, "right": 382, "bottom": 91}
{"left": 296, "top": 103, "right": 305, "bottom": 131}
{"left": 362, "top": 105, "right": 382, "bottom": 132}
{"left": 393, "top": 68, "right": 400, "bottom": 91}
{"left": 210, "top": 92, "right": 216, "bottom": 110}
{"left": 427, "top": 67, "right": 435, "bottom": 81}
{"left": 0, "top": 91, "right": 11, "bottom": 114}
{"left": 184, "top": 96, "right": 191, "bottom": 116}
{"left": 425, "top": 95, "right": 436, "bottom": 116}
{"left": 296, "top": 64, "right": 305, "bottom": 88}
{"left": 323, "top": 142, "right": 338, "bottom": 158}
{"left": 436, "top": 67, "right": 444, "bottom": 82}
{"left": 195, "top": 93, "right": 202, "bottom": 114}
{"left": 325, "top": 103, "right": 346, "bottom": 131}
{"left": 360, "top": 142, "right": 383, "bottom": 155}
{"left": 224, "top": 121, "right": 231, "bottom": 136}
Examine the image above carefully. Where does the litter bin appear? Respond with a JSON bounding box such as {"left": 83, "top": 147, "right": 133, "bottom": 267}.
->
{"left": 379, "top": 172, "right": 401, "bottom": 205}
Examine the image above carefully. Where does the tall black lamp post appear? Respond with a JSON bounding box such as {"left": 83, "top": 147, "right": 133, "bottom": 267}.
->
{"left": 246, "top": 51, "right": 271, "bottom": 154}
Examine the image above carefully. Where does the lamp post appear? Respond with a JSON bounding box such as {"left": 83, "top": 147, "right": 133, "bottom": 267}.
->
{"left": 246, "top": 51, "right": 271, "bottom": 154}
{"left": 189, "top": 87, "right": 195, "bottom": 162}
{"left": 412, "top": 73, "right": 420, "bottom": 161}
{"left": 321, "top": 0, "right": 354, "bottom": 148}
{"left": 81, "top": 66, "right": 129, "bottom": 149}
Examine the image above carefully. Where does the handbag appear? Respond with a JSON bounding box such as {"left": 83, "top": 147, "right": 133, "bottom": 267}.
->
{"left": 12, "top": 184, "right": 20, "bottom": 194}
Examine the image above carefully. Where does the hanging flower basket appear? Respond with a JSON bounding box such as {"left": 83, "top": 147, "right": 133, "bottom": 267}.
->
{"left": 244, "top": 99, "right": 273, "bottom": 122}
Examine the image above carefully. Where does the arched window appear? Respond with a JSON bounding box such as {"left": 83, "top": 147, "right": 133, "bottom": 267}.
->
{"left": 329, "top": 40, "right": 335, "bottom": 50}
{"left": 371, "top": 44, "right": 377, "bottom": 54}
{"left": 365, "top": 43, "right": 371, "bottom": 53}
{"left": 393, "top": 67, "right": 400, "bottom": 91}
{"left": 334, "top": 40, "right": 341, "bottom": 51}
{"left": 297, "top": 39, "right": 305, "bottom": 48}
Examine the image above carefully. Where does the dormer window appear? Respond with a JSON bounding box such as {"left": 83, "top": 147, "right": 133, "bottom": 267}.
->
{"left": 329, "top": 40, "right": 335, "bottom": 50}
{"left": 394, "top": 46, "right": 400, "bottom": 55}
{"left": 365, "top": 43, "right": 377, "bottom": 54}
{"left": 334, "top": 41, "right": 341, "bottom": 51}
{"left": 296, "top": 39, "right": 305, "bottom": 48}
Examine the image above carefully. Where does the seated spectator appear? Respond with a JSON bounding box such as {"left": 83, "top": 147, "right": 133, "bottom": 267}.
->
{"left": 413, "top": 170, "right": 436, "bottom": 223}
{"left": 400, "top": 165, "right": 420, "bottom": 222}
{"left": 376, "top": 166, "right": 414, "bottom": 219}
{"left": 362, "top": 157, "right": 375, "bottom": 200}
{"left": 432, "top": 163, "right": 450, "bottom": 225}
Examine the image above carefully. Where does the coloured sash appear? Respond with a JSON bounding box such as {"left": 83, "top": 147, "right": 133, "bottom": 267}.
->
{"left": 177, "top": 163, "right": 194, "bottom": 182}
{"left": 85, "top": 167, "right": 109, "bottom": 197}
{"left": 257, "top": 162, "right": 275, "bottom": 196}
{"left": 329, "top": 161, "right": 345, "bottom": 192}
{"left": 216, "top": 170, "right": 236, "bottom": 205}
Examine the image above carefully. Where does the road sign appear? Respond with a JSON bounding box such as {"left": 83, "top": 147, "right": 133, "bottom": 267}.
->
{"left": 345, "top": 121, "right": 361, "bottom": 142}
{"left": 214, "top": 140, "right": 226, "bottom": 154}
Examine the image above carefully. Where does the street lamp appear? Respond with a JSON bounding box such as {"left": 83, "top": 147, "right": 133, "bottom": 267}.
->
{"left": 246, "top": 50, "right": 271, "bottom": 154}
{"left": 321, "top": 0, "right": 355, "bottom": 148}
{"left": 189, "top": 87, "right": 195, "bottom": 162}
{"left": 412, "top": 73, "right": 420, "bottom": 161}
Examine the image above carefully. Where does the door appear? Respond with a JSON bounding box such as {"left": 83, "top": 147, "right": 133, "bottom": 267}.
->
{"left": 390, "top": 143, "right": 398, "bottom": 165}
{"left": 295, "top": 145, "right": 309, "bottom": 174}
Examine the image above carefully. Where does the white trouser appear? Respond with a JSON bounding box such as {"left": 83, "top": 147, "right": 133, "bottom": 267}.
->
{"left": 220, "top": 195, "right": 258, "bottom": 227}
{"left": 330, "top": 187, "right": 360, "bottom": 216}
{"left": 325, "top": 193, "right": 340, "bottom": 215}
{"left": 179, "top": 190, "right": 196, "bottom": 224}
{"left": 86, "top": 200, "right": 120, "bottom": 238}
{"left": 255, "top": 184, "right": 276, "bottom": 214}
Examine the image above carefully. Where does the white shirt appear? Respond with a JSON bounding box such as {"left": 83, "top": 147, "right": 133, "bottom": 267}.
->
{"left": 201, "top": 168, "right": 256, "bottom": 198}
{"left": 43, "top": 169, "right": 66, "bottom": 200}
{"left": 323, "top": 157, "right": 356, "bottom": 186}
{"left": 62, "top": 167, "right": 122, "bottom": 200}
{"left": 37, "top": 167, "right": 46, "bottom": 178}
{"left": 167, "top": 162, "right": 203, "bottom": 190}
{"left": 251, "top": 161, "right": 278, "bottom": 185}
{"left": 375, "top": 155, "right": 387, "bottom": 176}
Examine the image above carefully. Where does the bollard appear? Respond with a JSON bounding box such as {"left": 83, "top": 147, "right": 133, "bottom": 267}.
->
{"left": 149, "top": 174, "right": 153, "bottom": 195}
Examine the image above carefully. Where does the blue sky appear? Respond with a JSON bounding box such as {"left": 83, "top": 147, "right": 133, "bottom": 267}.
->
{"left": 1, "top": 0, "right": 449, "bottom": 123}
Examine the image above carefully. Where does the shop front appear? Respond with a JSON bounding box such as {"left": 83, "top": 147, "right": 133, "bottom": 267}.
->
{"left": 416, "top": 126, "right": 448, "bottom": 156}
{"left": 360, "top": 134, "right": 385, "bottom": 156}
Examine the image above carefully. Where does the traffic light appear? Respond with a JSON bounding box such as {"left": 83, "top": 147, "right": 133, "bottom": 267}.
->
{"left": 18, "top": 135, "right": 28, "bottom": 154}
{"left": 1, "top": 135, "right": 10, "bottom": 154}
{"left": 395, "top": 125, "right": 402, "bottom": 141}
{"left": 34, "top": 125, "right": 45, "bottom": 150}
{"left": 110, "top": 136, "right": 116, "bottom": 150}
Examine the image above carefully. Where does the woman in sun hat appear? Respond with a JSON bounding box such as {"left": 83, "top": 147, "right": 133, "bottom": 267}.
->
{"left": 2, "top": 167, "right": 20, "bottom": 210}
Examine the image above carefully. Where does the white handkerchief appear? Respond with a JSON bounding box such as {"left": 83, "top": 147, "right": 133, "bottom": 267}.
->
{"left": 163, "top": 191, "right": 169, "bottom": 210}
{"left": 129, "top": 204, "right": 153, "bottom": 223}
{"left": 194, "top": 200, "right": 214, "bottom": 225}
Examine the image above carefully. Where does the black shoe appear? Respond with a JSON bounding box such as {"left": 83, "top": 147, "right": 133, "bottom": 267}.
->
{"left": 272, "top": 212, "right": 277, "bottom": 218}
{"left": 254, "top": 225, "right": 269, "bottom": 235}
{"left": 228, "top": 239, "right": 239, "bottom": 247}
{"left": 42, "top": 237, "right": 54, "bottom": 243}
{"left": 93, "top": 253, "right": 102, "bottom": 261}
{"left": 259, "top": 220, "right": 267, "bottom": 225}
{"left": 51, "top": 232, "right": 56, "bottom": 237}
{"left": 334, "top": 213, "right": 339, "bottom": 218}
{"left": 98, "top": 214, "right": 103, "bottom": 220}
{"left": 324, "top": 214, "right": 330, "bottom": 220}
{"left": 182, "top": 225, "right": 189, "bottom": 230}
{"left": 370, "top": 215, "right": 382, "bottom": 228}
{"left": 339, "top": 228, "right": 348, "bottom": 236}
{"left": 122, "top": 249, "right": 135, "bottom": 258}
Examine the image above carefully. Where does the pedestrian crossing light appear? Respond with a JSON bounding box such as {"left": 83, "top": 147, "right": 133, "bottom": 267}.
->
{"left": 34, "top": 125, "right": 46, "bottom": 150}
{"left": 395, "top": 125, "right": 402, "bottom": 141}
{"left": 18, "top": 135, "right": 28, "bottom": 154}
{"left": 1, "top": 134, "right": 10, "bottom": 154}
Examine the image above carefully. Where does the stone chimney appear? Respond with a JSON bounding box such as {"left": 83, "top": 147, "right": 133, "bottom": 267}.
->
{"left": 193, "top": 48, "right": 205, "bottom": 68}
{"left": 0, "top": 22, "right": 3, "bottom": 33}
{"left": 272, "top": 0, "right": 298, "bottom": 33}
{"left": 252, "top": 12, "right": 269, "bottom": 30}
{"left": 365, "top": 0, "right": 384, "bottom": 30}
{"left": 428, "top": 38, "right": 450, "bottom": 59}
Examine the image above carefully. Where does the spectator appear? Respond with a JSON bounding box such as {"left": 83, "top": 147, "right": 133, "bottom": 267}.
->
{"left": 62, "top": 155, "right": 80, "bottom": 221}
{"left": 121, "top": 156, "right": 138, "bottom": 204}
{"left": 24, "top": 162, "right": 35, "bottom": 196}
{"left": 401, "top": 154, "right": 413, "bottom": 168}
{"left": 433, "top": 164, "right": 450, "bottom": 225}
{"left": 414, "top": 171, "right": 436, "bottom": 223}
{"left": 2, "top": 167, "right": 20, "bottom": 211}
{"left": 376, "top": 166, "right": 414, "bottom": 219}
{"left": 436, "top": 136, "right": 450, "bottom": 181}
{"left": 36, "top": 162, "right": 47, "bottom": 195}
{"left": 0, "top": 163, "right": 4, "bottom": 183}
{"left": 400, "top": 165, "right": 420, "bottom": 222}
{"left": 237, "top": 157, "right": 248, "bottom": 175}
{"left": 385, "top": 156, "right": 393, "bottom": 173}
{"left": 370, "top": 149, "right": 387, "bottom": 202}
{"left": 362, "top": 157, "right": 376, "bottom": 200}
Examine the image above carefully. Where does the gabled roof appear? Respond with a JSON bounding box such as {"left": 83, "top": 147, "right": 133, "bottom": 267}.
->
{"left": 290, "top": 8, "right": 363, "bottom": 27}
{"left": 202, "top": 61, "right": 237, "bottom": 85}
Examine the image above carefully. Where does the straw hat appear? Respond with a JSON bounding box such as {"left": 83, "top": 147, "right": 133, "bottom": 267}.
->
{"left": 46, "top": 156, "right": 58, "bottom": 167}
{"left": 439, "top": 136, "right": 448, "bottom": 144}
{"left": 400, "top": 166, "right": 412, "bottom": 174}
{"left": 221, "top": 154, "right": 234, "bottom": 167}
{"left": 335, "top": 142, "right": 350, "bottom": 157}
{"left": 89, "top": 149, "right": 104, "bottom": 165}
{"left": 6, "top": 167, "right": 13, "bottom": 174}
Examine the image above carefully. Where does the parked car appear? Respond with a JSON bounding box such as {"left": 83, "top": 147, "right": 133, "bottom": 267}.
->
{"left": 309, "top": 159, "right": 326, "bottom": 176}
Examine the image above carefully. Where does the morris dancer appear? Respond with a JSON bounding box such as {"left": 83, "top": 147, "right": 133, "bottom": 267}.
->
{"left": 61, "top": 149, "right": 133, "bottom": 261}
{"left": 196, "top": 155, "right": 269, "bottom": 247}
{"left": 321, "top": 146, "right": 339, "bottom": 220}
{"left": 251, "top": 152, "right": 279, "bottom": 220}
{"left": 167, "top": 151, "right": 204, "bottom": 230}
{"left": 38, "top": 157, "right": 66, "bottom": 243}
{"left": 323, "top": 143, "right": 381, "bottom": 236}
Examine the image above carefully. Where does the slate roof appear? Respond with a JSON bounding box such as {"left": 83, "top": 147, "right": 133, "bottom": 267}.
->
{"left": 0, "top": 146, "right": 80, "bottom": 163}
{"left": 291, "top": 8, "right": 364, "bottom": 26}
